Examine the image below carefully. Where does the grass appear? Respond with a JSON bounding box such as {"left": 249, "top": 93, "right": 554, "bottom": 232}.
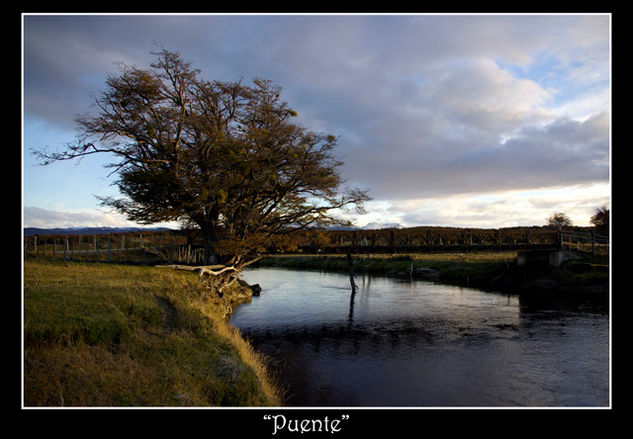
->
{"left": 23, "top": 257, "right": 282, "bottom": 407}
{"left": 258, "top": 252, "right": 516, "bottom": 281}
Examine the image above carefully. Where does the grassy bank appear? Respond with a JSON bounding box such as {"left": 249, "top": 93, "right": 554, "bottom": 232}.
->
{"left": 23, "top": 257, "right": 282, "bottom": 407}
{"left": 257, "top": 252, "right": 516, "bottom": 283}
{"left": 255, "top": 252, "right": 609, "bottom": 304}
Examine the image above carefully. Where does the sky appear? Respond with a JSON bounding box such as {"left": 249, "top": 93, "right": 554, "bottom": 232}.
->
{"left": 22, "top": 13, "right": 611, "bottom": 230}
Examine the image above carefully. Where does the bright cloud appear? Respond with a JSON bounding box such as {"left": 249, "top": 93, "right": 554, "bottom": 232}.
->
{"left": 347, "top": 183, "right": 610, "bottom": 229}
{"left": 23, "top": 206, "right": 178, "bottom": 229}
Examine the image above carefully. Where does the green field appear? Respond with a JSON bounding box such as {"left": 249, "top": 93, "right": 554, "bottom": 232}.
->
{"left": 23, "top": 257, "right": 282, "bottom": 407}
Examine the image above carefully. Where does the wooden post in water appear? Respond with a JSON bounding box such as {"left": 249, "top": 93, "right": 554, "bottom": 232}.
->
{"left": 346, "top": 253, "right": 357, "bottom": 292}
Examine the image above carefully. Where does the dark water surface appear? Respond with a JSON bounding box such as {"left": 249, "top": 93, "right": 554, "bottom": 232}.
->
{"left": 231, "top": 267, "right": 610, "bottom": 407}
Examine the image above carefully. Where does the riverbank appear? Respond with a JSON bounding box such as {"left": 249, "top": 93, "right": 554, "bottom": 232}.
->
{"left": 23, "top": 257, "right": 282, "bottom": 407}
{"left": 255, "top": 252, "right": 609, "bottom": 307}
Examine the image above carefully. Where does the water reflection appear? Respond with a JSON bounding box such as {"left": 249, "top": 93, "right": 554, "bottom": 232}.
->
{"left": 348, "top": 288, "right": 356, "bottom": 326}
{"left": 232, "top": 267, "right": 609, "bottom": 407}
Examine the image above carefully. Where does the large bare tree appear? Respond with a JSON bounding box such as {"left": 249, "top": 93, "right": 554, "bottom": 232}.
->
{"left": 33, "top": 48, "right": 370, "bottom": 290}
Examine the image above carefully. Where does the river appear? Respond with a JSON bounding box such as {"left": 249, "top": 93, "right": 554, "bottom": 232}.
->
{"left": 230, "top": 267, "right": 610, "bottom": 407}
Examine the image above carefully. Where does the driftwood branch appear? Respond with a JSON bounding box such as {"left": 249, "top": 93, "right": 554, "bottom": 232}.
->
{"left": 218, "top": 273, "right": 240, "bottom": 293}
{"left": 242, "top": 255, "right": 263, "bottom": 268}
{"left": 155, "top": 264, "right": 239, "bottom": 278}
{"left": 156, "top": 254, "right": 262, "bottom": 276}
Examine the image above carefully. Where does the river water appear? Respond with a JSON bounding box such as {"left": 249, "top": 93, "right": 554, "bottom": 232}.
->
{"left": 231, "top": 267, "right": 610, "bottom": 407}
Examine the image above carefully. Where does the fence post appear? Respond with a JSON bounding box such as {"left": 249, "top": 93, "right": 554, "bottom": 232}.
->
{"left": 591, "top": 231, "right": 595, "bottom": 257}
{"left": 559, "top": 227, "right": 563, "bottom": 248}
{"left": 107, "top": 235, "right": 111, "bottom": 262}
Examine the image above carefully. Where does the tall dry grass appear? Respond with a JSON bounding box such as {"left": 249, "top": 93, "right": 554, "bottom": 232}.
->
{"left": 23, "top": 257, "right": 282, "bottom": 407}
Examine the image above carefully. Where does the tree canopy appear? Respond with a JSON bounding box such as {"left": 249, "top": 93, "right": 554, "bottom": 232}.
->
{"left": 546, "top": 212, "right": 573, "bottom": 229}
{"left": 33, "top": 48, "right": 370, "bottom": 277}
{"left": 590, "top": 205, "right": 609, "bottom": 234}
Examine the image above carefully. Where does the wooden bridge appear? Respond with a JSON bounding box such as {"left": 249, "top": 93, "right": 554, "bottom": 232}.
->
{"left": 264, "top": 227, "right": 608, "bottom": 255}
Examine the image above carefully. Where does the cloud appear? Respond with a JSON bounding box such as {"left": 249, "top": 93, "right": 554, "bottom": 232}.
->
{"left": 378, "top": 183, "right": 610, "bottom": 228}
{"left": 23, "top": 14, "right": 610, "bottom": 228}
{"left": 341, "top": 106, "right": 609, "bottom": 200}
{"left": 23, "top": 206, "right": 177, "bottom": 229}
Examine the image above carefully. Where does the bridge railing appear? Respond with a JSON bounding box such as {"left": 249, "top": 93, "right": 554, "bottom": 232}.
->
{"left": 264, "top": 227, "right": 564, "bottom": 254}
{"left": 559, "top": 229, "right": 609, "bottom": 256}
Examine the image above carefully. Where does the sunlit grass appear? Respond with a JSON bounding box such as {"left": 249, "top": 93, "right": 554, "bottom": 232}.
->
{"left": 258, "top": 252, "right": 515, "bottom": 280}
{"left": 23, "top": 257, "right": 282, "bottom": 407}
{"left": 267, "top": 251, "right": 517, "bottom": 262}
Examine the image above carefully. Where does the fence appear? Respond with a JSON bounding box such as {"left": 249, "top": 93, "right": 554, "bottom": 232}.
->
{"left": 23, "top": 232, "right": 207, "bottom": 264}
{"left": 24, "top": 226, "right": 610, "bottom": 263}
{"left": 265, "top": 227, "right": 565, "bottom": 254}
{"left": 559, "top": 229, "right": 609, "bottom": 256}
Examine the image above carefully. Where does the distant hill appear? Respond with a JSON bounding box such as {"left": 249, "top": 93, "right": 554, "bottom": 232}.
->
{"left": 23, "top": 227, "right": 176, "bottom": 236}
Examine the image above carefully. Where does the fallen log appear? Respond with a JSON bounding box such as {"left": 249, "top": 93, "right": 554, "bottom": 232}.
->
{"left": 156, "top": 255, "right": 262, "bottom": 279}
{"left": 155, "top": 264, "right": 238, "bottom": 278}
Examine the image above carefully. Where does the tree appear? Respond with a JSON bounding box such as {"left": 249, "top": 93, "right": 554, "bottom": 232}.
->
{"left": 590, "top": 205, "right": 609, "bottom": 234}
{"left": 547, "top": 212, "right": 573, "bottom": 229}
{"left": 33, "top": 48, "right": 370, "bottom": 290}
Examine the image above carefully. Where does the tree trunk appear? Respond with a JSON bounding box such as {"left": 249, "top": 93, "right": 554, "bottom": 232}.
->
{"left": 200, "top": 222, "right": 219, "bottom": 266}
